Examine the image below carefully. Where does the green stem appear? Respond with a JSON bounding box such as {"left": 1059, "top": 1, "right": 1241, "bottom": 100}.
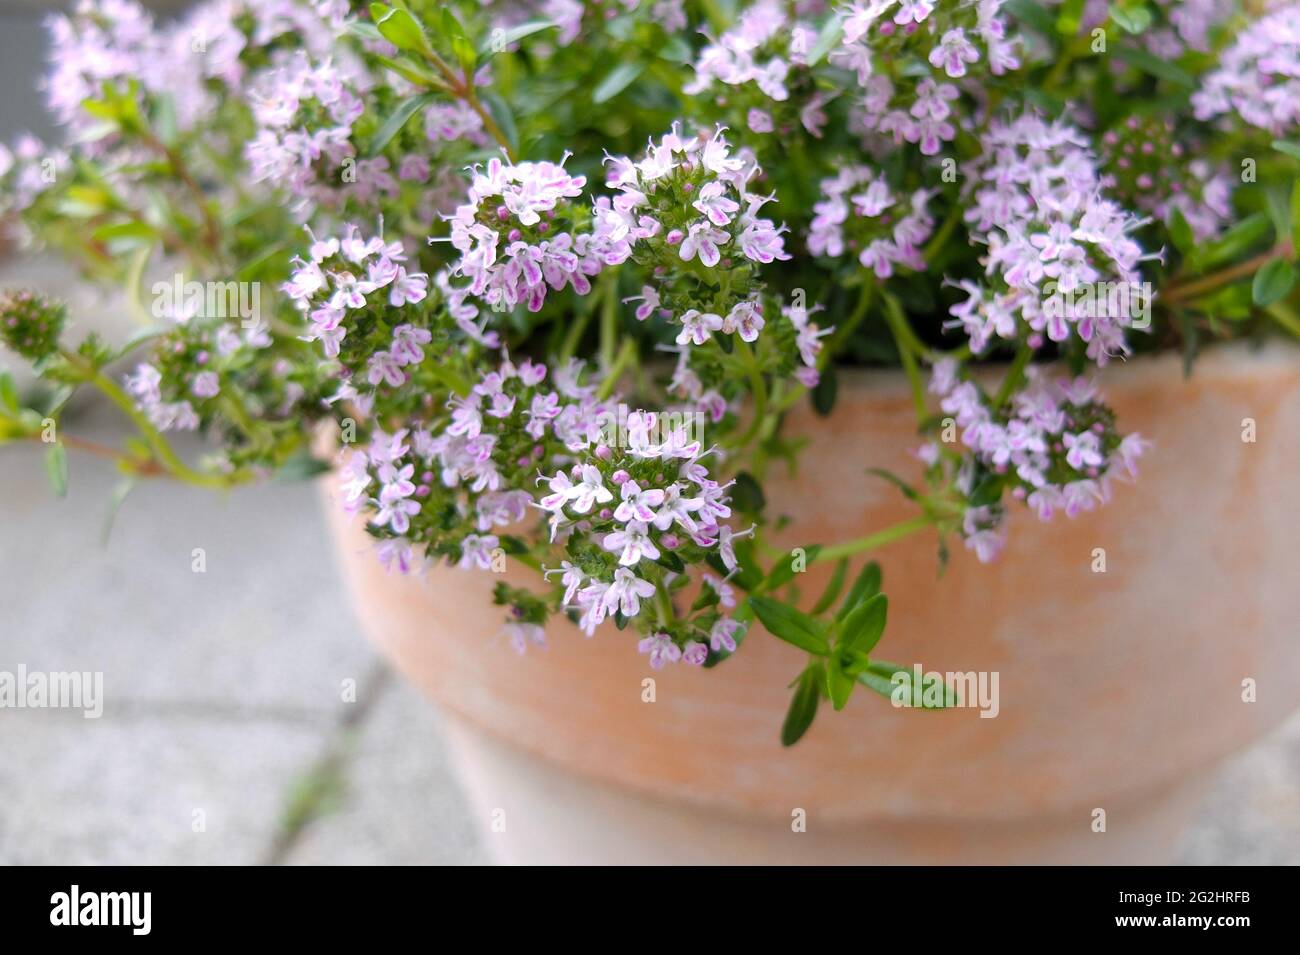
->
{"left": 818, "top": 279, "right": 875, "bottom": 371}
{"left": 61, "top": 350, "right": 245, "bottom": 490}
{"left": 560, "top": 308, "right": 592, "bottom": 362}
{"left": 774, "top": 280, "right": 875, "bottom": 416}
{"left": 815, "top": 514, "right": 933, "bottom": 563}
{"left": 1161, "top": 241, "right": 1295, "bottom": 305}
{"left": 598, "top": 272, "right": 619, "bottom": 372}
{"left": 730, "top": 337, "right": 769, "bottom": 451}
{"left": 1265, "top": 301, "right": 1300, "bottom": 340}
{"left": 416, "top": 47, "right": 516, "bottom": 161}
{"left": 428, "top": 358, "right": 472, "bottom": 398}
{"left": 922, "top": 207, "right": 962, "bottom": 265}
{"left": 597, "top": 339, "right": 636, "bottom": 400}
{"left": 882, "top": 293, "right": 927, "bottom": 421}
{"left": 992, "top": 342, "right": 1034, "bottom": 409}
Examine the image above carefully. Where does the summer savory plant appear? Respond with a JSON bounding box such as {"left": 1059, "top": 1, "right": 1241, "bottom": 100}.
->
{"left": 2, "top": 0, "right": 1298, "bottom": 743}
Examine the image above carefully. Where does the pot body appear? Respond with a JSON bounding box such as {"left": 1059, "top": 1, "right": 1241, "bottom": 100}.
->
{"left": 324, "top": 344, "right": 1300, "bottom": 863}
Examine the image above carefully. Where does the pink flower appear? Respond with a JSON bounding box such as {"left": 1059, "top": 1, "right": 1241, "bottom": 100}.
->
{"left": 692, "top": 181, "right": 740, "bottom": 226}
{"left": 929, "top": 28, "right": 980, "bottom": 79}
{"left": 505, "top": 622, "right": 546, "bottom": 654}
{"left": 614, "top": 480, "right": 666, "bottom": 524}
{"left": 389, "top": 268, "right": 429, "bottom": 306}
{"left": 682, "top": 641, "right": 708, "bottom": 665}
{"left": 458, "top": 534, "right": 500, "bottom": 569}
{"left": 638, "top": 632, "right": 682, "bottom": 669}
{"left": 710, "top": 617, "right": 744, "bottom": 653}
{"left": 601, "top": 567, "right": 657, "bottom": 618}
{"left": 191, "top": 371, "right": 220, "bottom": 398}
{"left": 390, "top": 324, "right": 431, "bottom": 365}
{"left": 623, "top": 285, "right": 660, "bottom": 321}
{"left": 679, "top": 222, "right": 727, "bottom": 267}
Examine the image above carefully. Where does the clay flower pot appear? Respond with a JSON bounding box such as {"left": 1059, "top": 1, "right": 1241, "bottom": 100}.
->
{"left": 323, "top": 343, "right": 1300, "bottom": 864}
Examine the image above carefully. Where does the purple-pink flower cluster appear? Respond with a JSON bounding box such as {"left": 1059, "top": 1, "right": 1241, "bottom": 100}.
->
{"left": 245, "top": 52, "right": 381, "bottom": 216}
{"left": 443, "top": 155, "right": 627, "bottom": 315}
{"left": 686, "top": 0, "right": 832, "bottom": 138}
{"left": 283, "top": 223, "right": 430, "bottom": 399}
{"left": 837, "top": 0, "right": 1020, "bottom": 156}
{"left": 604, "top": 124, "right": 789, "bottom": 347}
{"left": 954, "top": 112, "right": 1148, "bottom": 363}
{"left": 926, "top": 358, "right": 1147, "bottom": 562}
{"left": 808, "top": 165, "right": 935, "bottom": 277}
{"left": 1192, "top": 2, "right": 1300, "bottom": 136}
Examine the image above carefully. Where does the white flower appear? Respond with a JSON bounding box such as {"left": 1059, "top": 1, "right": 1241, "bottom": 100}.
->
{"left": 676, "top": 309, "right": 724, "bottom": 346}
{"left": 601, "top": 567, "right": 657, "bottom": 618}
{"left": 602, "top": 520, "right": 661, "bottom": 566}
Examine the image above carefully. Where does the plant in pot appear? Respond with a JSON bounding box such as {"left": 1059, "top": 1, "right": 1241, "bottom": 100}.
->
{"left": 2, "top": 0, "right": 1298, "bottom": 864}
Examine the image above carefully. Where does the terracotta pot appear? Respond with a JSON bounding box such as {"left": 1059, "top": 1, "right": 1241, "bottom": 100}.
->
{"left": 323, "top": 343, "right": 1300, "bottom": 864}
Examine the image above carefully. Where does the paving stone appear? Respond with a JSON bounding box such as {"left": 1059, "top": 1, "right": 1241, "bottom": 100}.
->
{"left": 0, "top": 707, "right": 326, "bottom": 865}
{"left": 283, "top": 679, "right": 488, "bottom": 866}
{"left": 1177, "top": 711, "right": 1300, "bottom": 865}
{"left": 0, "top": 404, "right": 375, "bottom": 718}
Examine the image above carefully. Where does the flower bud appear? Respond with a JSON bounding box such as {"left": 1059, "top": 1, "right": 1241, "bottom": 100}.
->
{"left": 0, "top": 289, "right": 66, "bottom": 362}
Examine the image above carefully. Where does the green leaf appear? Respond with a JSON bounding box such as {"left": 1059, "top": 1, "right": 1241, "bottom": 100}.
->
{"left": 781, "top": 665, "right": 822, "bottom": 746}
{"left": 839, "top": 593, "right": 888, "bottom": 656}
{"left": 368, "top": 92, "right": 439, "bottom": 156}
{"left": 865, "top": 466, "right": 919, "bottom": 501}
{"left": 451, "top": 34, "right": 477, "bottom": 73}
{"left": 373, "top": 54, "right": 439, "bottom": 87}
{"left": 0, "top": 371, "right": 19, "bottom": 415}
{"left": 1112, "top": 45, "right": 1194, "bottom": 88}
{"left": 370, "top": 3, "right": 433, "bottom": 57}
{"left": 1004, "top": 0, "right": 1059, "bottom": 39}
{"left": 835, "top": 560, "right": 882, "bottom": 622}
{"left": 860, "top": 660, "right": 958, "bottom": 708}
{"left": 102, "top": 478, "right": 136, "bottom": 546}
{"left": 91, "top": 221, "right": 159, "bottom": 244}
{"left": 1167, "top": 206, "right": 1195, "bottom": 257}
{"left": 151, "top": 93, "right": 178, "bottom": 147}
{"left": 655, "top": 549, "right": 686, "bottom": 574}
{"left": 749, "top": 596, "right": 830, "bottom": 655}
{"left": 731, "top": 471, "right": 766, "bottom": 514}
{"left": 857, "top": 669, "right": 899, "bottom": 700}
{"left": 811, "top": 363, "right": 837, "bottom": 416}
{"left": 809, "top": 558, "right": 848, "bottom": 615}
{"left": 592, "top": 61, "right": 646, "bottom": 104}
{"left": 1109, "top": 2, "right": 1153, "bottom": 34}
{"left": 1252, "top": 259, "right": 1296, "bottom": 307}
{"left": 765, "top": 544, "right": 821, "bottom": 592}
{"left": 46, "top": 442, "right": 68, "bottom": 498}
{"left": 479, "top": 19, "right": 557, "bottom": 56}
{"left": 346, "top": 21, "right": 384, "bottom": 43}
{"left": 1055, "top": 0, "right": 1086, "bottom": 34}
{"left": 1192, "top": 212, "right": 1272, "bottom": 272}
{"left": 1272, "top": 140, "right": 1300, "bottom": 162}
{"left": 806, "top": 14, "right": 843, "bottom": 67}
{"left": 825, "top": 654, "right": 855, "bottom": 711}
{"left": 273, "top": 451, "right": 332, "bottom": 482}
{"left": 478, "top": 90, "right": 518, "bottom": 154}
{"left": 1291, "top": 180, "right": 1300, "bottom": 257}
